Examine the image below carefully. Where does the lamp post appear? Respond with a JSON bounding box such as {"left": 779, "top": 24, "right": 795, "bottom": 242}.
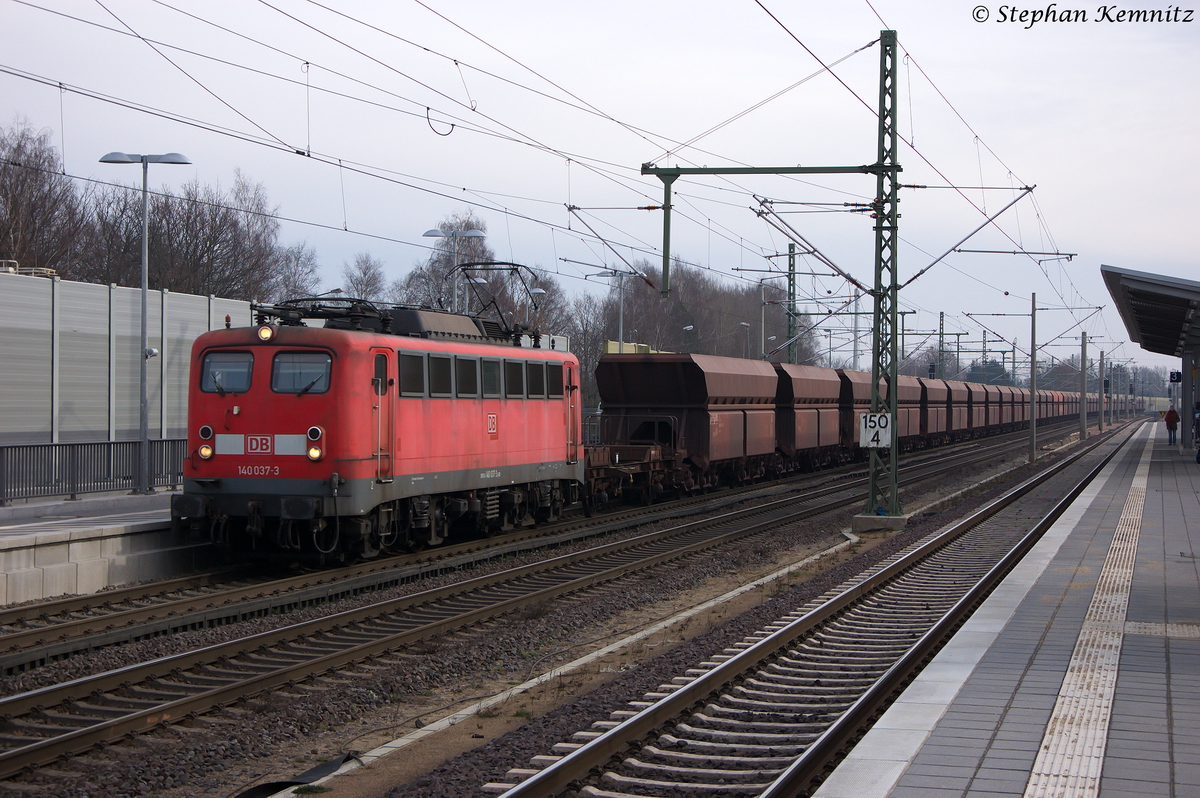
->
{"left": 423, "top": 227, "right": 486, "bottom": 313}
{"left": 586, "top": 270, "right": 628, "bottom": 353}
{"left": 99, "top": 151, "right": 191, "bottom": 495}
{"left": 739, "top": 321, "right": 751, "bottom": 359}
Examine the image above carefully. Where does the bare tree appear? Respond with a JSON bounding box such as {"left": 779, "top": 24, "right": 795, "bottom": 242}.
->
{"left": 396, "top": 209, "right": 493, "bottom": 309}
{"left": 565, "top": 291, "right": 607, "bottom": 407}
{"left": 0, "top": 122, "right": 92, "bottom": 276}
{"left": 77, "top": 182, "right": 141, "bottom": 287}
{"left": 78, "top": 171, "right": 289, "bottom": 300}
{"left": 342, "top": 252, "right": 387, "bottom": 301}
{"left": 274, "top": 242, "right": 321, "bottom": 300}
{"left": 150, "top": 174, "right": 282, "bottom": 300}
{"left": 588, "top": 260, "right": 817, "bottom": 361}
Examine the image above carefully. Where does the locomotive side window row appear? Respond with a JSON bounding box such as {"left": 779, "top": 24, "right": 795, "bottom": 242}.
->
{"left": 396, "top": 351, "right": 566, "bottom": 399}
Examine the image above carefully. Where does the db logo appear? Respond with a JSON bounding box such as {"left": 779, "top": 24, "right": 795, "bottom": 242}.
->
{"left": 247, "top": 435, "right": 272, "bottom": 454}
{"left": 487, "top": 414, "right": 498, "bottom": 434}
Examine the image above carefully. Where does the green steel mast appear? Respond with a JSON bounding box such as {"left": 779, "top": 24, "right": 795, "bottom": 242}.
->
{"left": 866, "top": 29, "right": 902, "bottom": 517}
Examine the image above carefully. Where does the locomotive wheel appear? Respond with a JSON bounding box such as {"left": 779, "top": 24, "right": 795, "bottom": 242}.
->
{"left": 353, "top": 516, "right": 381, "bottom": 560}
{"left": 428, "top": 498, "right": 448, "bottom": 546}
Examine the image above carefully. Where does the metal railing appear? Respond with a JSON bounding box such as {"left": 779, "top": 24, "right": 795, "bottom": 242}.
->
{"left": 0, "top": 440, "right": 187, "bottom": 505}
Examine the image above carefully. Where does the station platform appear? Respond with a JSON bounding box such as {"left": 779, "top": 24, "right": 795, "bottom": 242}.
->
{"left": 0, "top": 491, "right": 215, "bottom": 604}
{"left": 815, "top": 421, "right": 1198, "bottom": 797}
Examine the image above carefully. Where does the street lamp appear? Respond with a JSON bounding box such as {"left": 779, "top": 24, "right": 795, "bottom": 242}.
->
{"left": 99, "top": 151, "right": 191, "bottom": 496}
{"left": 526, "top": 286, "right": 546, "bottom": 326}
{"left": 423, "top": 227, "right": 485, "bottom": 313}
{"left": 586, "top": 269, "right": 630, "bottom": 353}
{"left": 463, "top": 275, "right": 489, "bottom": 315}
{"left": 739, "top": 321, "right": 751, "bottom": 359}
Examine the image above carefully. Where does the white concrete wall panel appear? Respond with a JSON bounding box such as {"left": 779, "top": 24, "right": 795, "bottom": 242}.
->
{"left": 59, "top": 281, "right": 111, "bottom": 442}
{"left": 167, "top": 295, "right": 210, "bottom": 438}
{"left": 0, "top": 273, "right": 251, "bottom": 445}
{"left": 0, "top": 275, "right": 53, "bottom": 443}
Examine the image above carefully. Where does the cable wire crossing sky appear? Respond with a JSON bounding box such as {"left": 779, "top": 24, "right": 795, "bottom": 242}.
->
{"left": 2, "top": 0, "right": 1195, "bottom": 368}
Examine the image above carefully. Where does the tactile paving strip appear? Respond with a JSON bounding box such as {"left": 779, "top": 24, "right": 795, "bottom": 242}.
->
{"left": 1023, "top": 428, "right": 1155, "bottom": 798}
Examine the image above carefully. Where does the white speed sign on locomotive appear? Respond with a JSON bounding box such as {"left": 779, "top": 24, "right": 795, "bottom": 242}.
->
{"left": 859, "top": 412, "right": 893, "bottom": 448}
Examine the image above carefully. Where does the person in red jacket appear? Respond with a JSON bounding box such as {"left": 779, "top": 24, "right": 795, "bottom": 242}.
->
{"left": 1165, "top": 404, "right": 1179, "bottom": 445}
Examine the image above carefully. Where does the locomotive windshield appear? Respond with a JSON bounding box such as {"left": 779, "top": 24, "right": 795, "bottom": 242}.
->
{"left": 200, "top": 352, "right": 253, "bottom": 395}
{"left": 272, "top": 352, "right": 332, "bottom": 395}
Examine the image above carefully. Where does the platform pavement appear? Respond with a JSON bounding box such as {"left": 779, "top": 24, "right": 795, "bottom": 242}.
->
{"left": 0, "top": 489, "right": 173, "bottom": 526}
{"left": 814, "top": 422, "right": 1200, "bottom": 798}
{"left": 0, "top": 489, "right": 217, "bottom": 605}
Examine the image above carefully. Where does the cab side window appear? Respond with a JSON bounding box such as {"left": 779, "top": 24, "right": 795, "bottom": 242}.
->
{"left": 526, "top": 361, "right": 545, "bottom": 398}
{"left": 481, "top": 359, "right": 502, "bottom": 398}
{"left": 547, "top": 362, "right": 564, "bottom": 398}
{"left": 505, "top": 360, "right": 524, "bottom": 398}
{"left": 429, "top": 355, "right": 453, "bottom": 397}
{"left": 398, "top": 353, "right": 425, "bottom": 396}
{"left": 456, "top": 357, "right": 479, "bottom": 397}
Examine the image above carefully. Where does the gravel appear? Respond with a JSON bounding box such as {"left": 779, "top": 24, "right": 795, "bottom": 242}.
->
{"left": 0, "top": 431, "right": 1096, "bottom": 798}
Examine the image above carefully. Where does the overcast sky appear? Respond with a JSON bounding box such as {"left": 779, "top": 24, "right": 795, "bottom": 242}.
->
{"left": 4, "top": 0, "right": 1196, "bottom": 370}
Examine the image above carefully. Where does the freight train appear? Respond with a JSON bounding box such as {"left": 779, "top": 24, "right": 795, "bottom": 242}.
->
{"left": 171, "top": 301, "right": 1132, "bottom": 562}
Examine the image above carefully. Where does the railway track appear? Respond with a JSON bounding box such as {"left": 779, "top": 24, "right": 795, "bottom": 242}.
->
{"left": 482, "top": 420, "right": 1144, "bottom": 797}
{"left": 0, "top": 421, "right": 1069, "bottom": 677}
{"left": 0, "top": 419, "right": 1099, "bottom": 784}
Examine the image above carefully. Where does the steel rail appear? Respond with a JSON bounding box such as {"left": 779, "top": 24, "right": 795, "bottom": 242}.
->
{"left": 495, "top": 421, "right": 1141, "bottom": 798}
{"left": 0, "top": 475, "right": 892, "bottom": 779}
{"left": 759, "top": 421, "right": 1145, "bottom": 797}
{"left": 0, "top": 414, "right": 1080, "bottom": 646}
{"left": 0, "top": 420, "right": 1075, "bottom": 780}
{"left": 0, "top": 572, "right": 226, "bottom": 629}
{"left": 0, "top": 428, "right": 1041, "bottom": 676}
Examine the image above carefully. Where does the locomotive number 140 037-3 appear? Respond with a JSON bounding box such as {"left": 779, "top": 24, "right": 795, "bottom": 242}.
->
{"left": 237, "top": 465, "right": 280, "bottom": 476}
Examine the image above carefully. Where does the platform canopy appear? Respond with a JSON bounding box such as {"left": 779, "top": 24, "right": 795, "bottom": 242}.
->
{"left": 1101, "top": 263, "right": 1200, "bottom": 357}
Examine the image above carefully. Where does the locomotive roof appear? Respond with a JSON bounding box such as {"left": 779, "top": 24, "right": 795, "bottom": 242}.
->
{"left": 251, "top": 299, "right": 527, "bottom": 345}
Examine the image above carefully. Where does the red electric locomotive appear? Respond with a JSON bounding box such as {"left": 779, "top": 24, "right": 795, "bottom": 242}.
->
{"left": 171, "top": 300, "right": 585, "bottom": 562}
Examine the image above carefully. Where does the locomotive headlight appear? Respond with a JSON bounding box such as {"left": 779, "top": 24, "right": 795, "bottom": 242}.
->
{"left": 256, "top": 325, "right": 276, "bottom": 342}
{"left": 306, "top": 426, "right": 323, "bottom": 441}
{"left": 307, "top": 445, "right": 323, "bottom": 461}
{"left": 198, "top": 425, "right": 213, "bottom": 440}
{"left": 198, "top": 444, "right": 214, "bottom": 460}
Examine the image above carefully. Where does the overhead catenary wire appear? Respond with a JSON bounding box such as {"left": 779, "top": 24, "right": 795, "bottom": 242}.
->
{"left": 757, "top": 1, "right": 1088, "bottom": 323}
{"left": 9, "top": 1, "right": 976, "bottom": 300}
{"left": 7, "top": 0, "right": 1116, "bottom": 356}
{"left": 92, "top": 0, "right": 293, "bottom": 150}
